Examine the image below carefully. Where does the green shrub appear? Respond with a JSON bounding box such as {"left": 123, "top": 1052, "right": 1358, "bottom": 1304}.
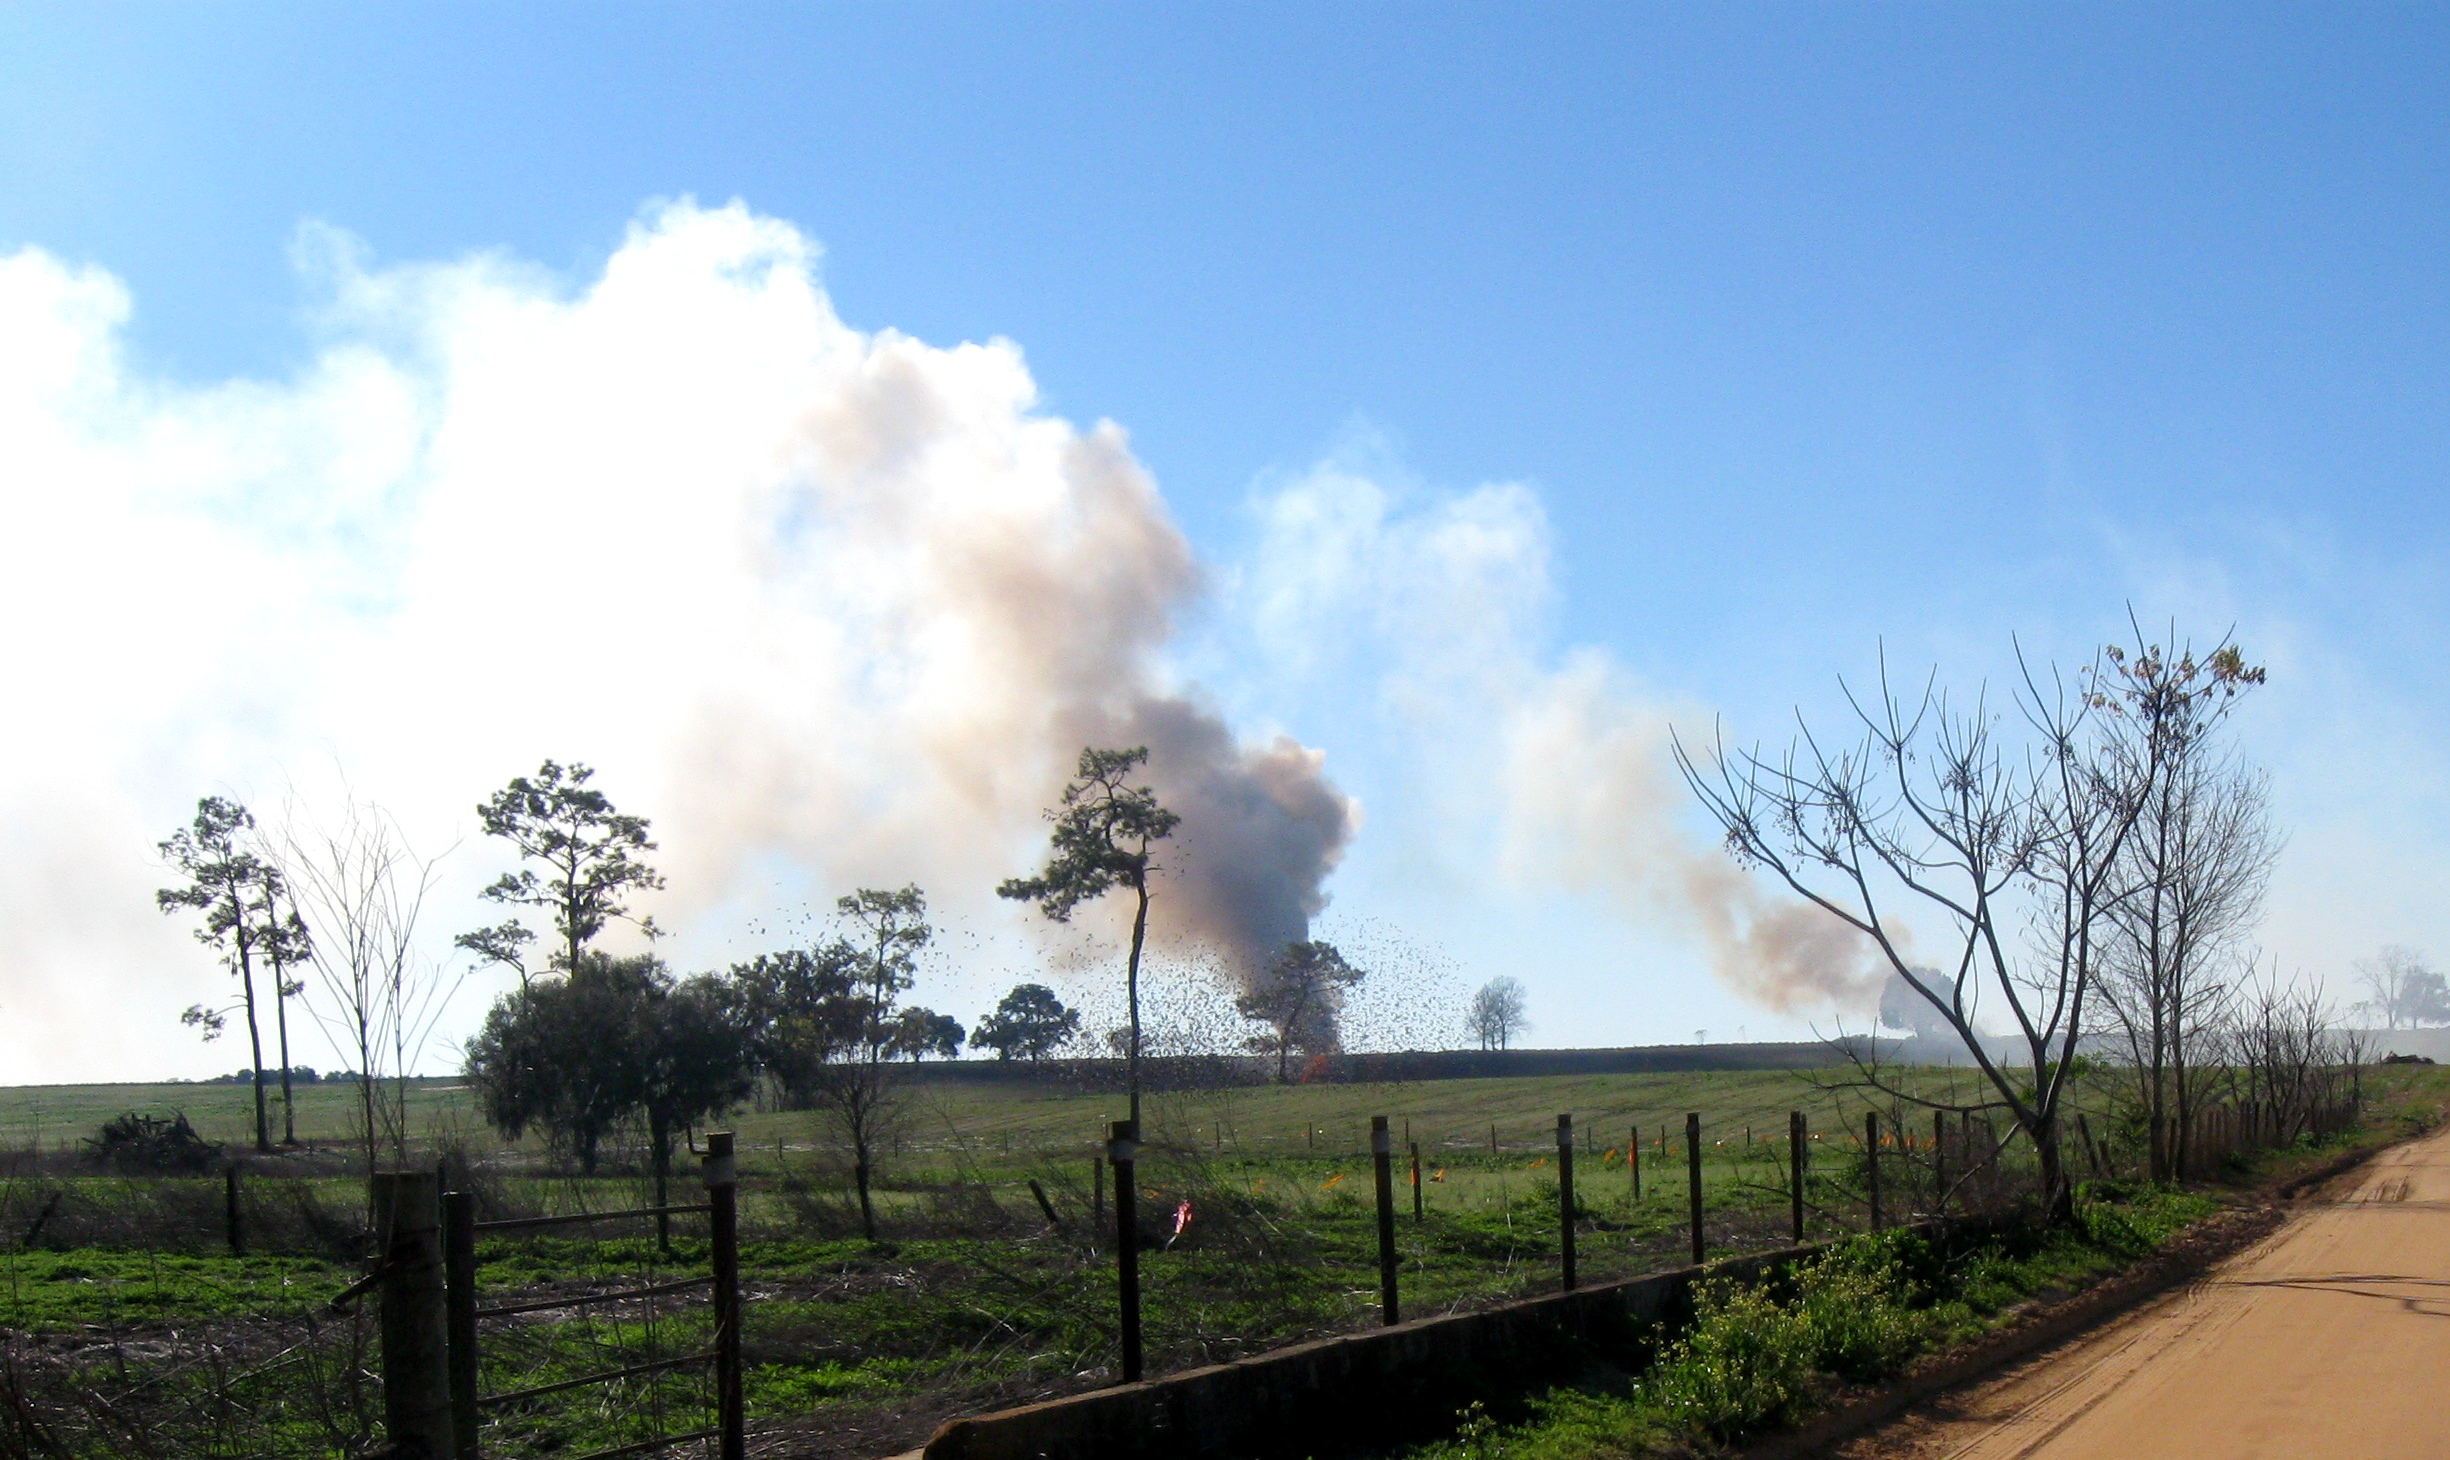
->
{"left": 1792, "top": 1239, "right": 1943, "bottom": 1383}
{"left": 1647, "top": 1278, "right": 1817, "bottom": 1442}
{"left": 2071, "top": 1194, "right": 2152, "bottom": 1257}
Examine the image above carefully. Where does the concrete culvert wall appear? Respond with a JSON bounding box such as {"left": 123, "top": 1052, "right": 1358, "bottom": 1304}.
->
{"left": 921, "top": 1244, "right": 1811, "bottom": 1460}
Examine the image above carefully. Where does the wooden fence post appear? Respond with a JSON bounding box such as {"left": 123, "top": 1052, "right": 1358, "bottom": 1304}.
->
{"left": 1109, "top": 1120, "right": 1143, "bottom": 1383}
{"left": 1555, "top": 1114, "right": 1576, "bottom": 1292}
{"left": 1788, "top": 1111, "right": 1805, "bottom": 1243}
{"left": 1865, "top": 1112, "right": 1883, "bottom": 1230}
{"left": 1934, "top": 1109, "right": 1949, "bottom": 1212}
{"left": 442, "top": 1189, "right": 479, "bottom": 1460}
{"left": 371, "top": 1170, "right": 451, "bottom": 1459}
{"left": 224, "top": 1165, "right": 244, "bottom": 1258}
{"left": 705, "top": 1131, "right": 745, "bottom": 1460}
{"left": 1372, "top": 1117, "right": 1399, "bottom": 1324}
{"left": 1685, "top": 1112, "right": 1704, "bottom": 1265}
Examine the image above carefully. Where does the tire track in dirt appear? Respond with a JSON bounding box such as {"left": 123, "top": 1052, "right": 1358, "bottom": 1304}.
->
{"left": 1829, "top": 1124, "right": 2450, "bottom": 1460}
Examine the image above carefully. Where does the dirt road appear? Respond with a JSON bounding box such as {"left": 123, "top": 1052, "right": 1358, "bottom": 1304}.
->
{"left": 1832, "top": 1122, "right": 2450, "bottom": 1459}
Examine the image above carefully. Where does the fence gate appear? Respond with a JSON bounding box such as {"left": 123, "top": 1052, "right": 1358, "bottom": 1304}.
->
{"left": 422, "top": 1130, "right": 745, "bottom": 1460}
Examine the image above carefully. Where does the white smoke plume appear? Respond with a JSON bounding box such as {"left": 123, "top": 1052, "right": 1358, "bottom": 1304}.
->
{"left": 1241, "top": 464, "right": 1886, "bottom": 1017}
{"left": 0, "top": 201, "right": 1352, "bottom": 1082}
{"left": 1497, "top": 655, "right": 1887, "bottom": 1012}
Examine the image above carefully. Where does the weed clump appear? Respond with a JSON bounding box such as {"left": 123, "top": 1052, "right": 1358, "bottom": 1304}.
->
{"left": 1791, "top": 1238, "right": 1944, "bottom": 1383}
{"left": 82, "top": 1111, "right": 223, "bottom": 1173}
{"left": 1646, "top": 1234, "right": 1939, "bottom": 1442}
{"left": 1648, "top": 1278, "right": 1817, "bottom": 1440}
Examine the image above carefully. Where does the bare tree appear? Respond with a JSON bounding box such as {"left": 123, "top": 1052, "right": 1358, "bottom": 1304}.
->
{"left": 2222, "top": 971, "right": 2359, "bottom": 1144}
{"left": 1467, "top": 976, "right": 1530, "bottom": 1051}
{"left": 276, "top": 798, "right": 451, "bottom": 1177}
{"left": 1677, "top": 648, "right": 2162, "bottom": 1221}
{"left": 2353, "top": 945, "right": 2450, "bottom": 1031}
{"left": 262, "top": 885, "right": 313, "bottom": 1147}
{"left": 2087, "top": 628, "right": 2275, "bottom": 1179}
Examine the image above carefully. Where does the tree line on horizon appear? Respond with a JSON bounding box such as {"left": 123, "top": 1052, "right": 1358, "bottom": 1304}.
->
{"left": 155, "top": 746, "right": 1505, "bottom": 1235}
{"left": 151, "top": 617, "right": 2372, "bottom": 1231}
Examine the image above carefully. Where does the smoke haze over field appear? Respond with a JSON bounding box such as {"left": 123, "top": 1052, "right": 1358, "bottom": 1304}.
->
{"left": 7, "top": 19, "right": 2440, "bottom": 1092}
{"left": 1233, "top": 466, "right": 1888, "bottom": 1018}
{"left": 0, "top": 203, "right": 1375, "bottom": 1080}
{"left": 1499, "top": 657, "right": 1889, "bottom": 1012}
{"left": 0, "top": 202, "right": 1868, "bottom": 1084}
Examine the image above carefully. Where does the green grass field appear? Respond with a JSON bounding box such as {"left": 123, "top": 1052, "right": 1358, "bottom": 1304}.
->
{"left": 0, "top": 1075, "right": 471, "bottom": 1152}
{"left": 0, "top": 1062, "right": 2009, "bottom": 1165}
{"left": 0, "top": 1064, "right": 1957, "bottom": 1459}
{"left": 7, "top": 1064, "right": 2438, "bottom": 1460}
{"left": 1, "top": 1064, "right": 2010, "bottom": 1240}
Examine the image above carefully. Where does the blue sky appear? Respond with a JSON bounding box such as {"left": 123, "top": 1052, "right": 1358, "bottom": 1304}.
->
{"left": 3, "top": 6, "right": 2446, "bottom": 1080}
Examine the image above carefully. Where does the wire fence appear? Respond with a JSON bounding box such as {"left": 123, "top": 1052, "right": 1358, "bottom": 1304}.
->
{"left": 436, "top": 1131, "right": 743, "bottom": 1460}
{"left": 0, "top": 1080, "right": 2377, "bottom": 1460}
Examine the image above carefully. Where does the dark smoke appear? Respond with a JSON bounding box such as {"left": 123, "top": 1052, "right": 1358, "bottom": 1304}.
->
{"left": 1062, "top": 694, "right": 1354, "bottom": 973}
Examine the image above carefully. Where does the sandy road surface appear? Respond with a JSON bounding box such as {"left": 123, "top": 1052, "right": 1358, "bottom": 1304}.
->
{"left": 1830, "top": 1122, "right": 2450, "bottom": 1460}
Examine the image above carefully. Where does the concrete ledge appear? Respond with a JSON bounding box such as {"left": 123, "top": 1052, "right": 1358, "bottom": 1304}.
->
{"left": 922, "top": 1246, "right": 1809, "bottom": 1460}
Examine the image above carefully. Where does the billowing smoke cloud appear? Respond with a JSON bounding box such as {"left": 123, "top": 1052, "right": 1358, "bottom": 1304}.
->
{"left": 1240, "top": 464, "right": 1886, "bottom": 1017}
{"left": 1120, "top": 703, "right": 1355, "bottom": 974}
{"left": 0, "top": 201, "right": 1351, "bottom": 1082}
{"left": 1498, "top": 657, "right": 1887, "bottom": 1012}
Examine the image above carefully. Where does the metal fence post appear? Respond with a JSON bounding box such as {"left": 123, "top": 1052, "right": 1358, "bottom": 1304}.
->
{"left": 442, "top": 1190, "right": 480, "bottom": 1460}
{"left": 1865, "top": 1112, "right": 1883, "bottom": 1231}
{"left": 224, "top": 1165, "right": 244, "bottom": 1257}
{"left": 1685, "top": 1112, "right": 1704, "bottom": 1265}
{"left": 1555, "top": 1114, "right": 1576, "bottom": 1292}
{"left": 1788, "top": 1111, "right": 1805, "bottom": 1244}
{"left": 1371, "top": 1117, "right": 1399, "bottom": 1324}
{"left": 1409, "top": 1140, "right": 1424, "bottom": 1223}
{"left": 1109, "top": 1120, "right": 1142, "bottom": 1383}
{"left": 704, "top": 1131, "right": 744, "bottom": 1460}
{"left": 372, "top": 1170, "right": 451, "bottom": 1458}
{"left": 1630, "top": 1125, "right": 1641, "bottom": 1202}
